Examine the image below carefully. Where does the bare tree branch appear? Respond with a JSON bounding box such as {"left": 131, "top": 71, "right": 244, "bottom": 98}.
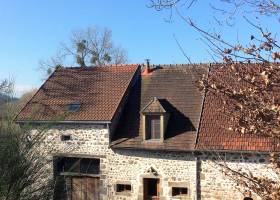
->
{"left": 39, "top": 26, "right": 128, "bottom": 76}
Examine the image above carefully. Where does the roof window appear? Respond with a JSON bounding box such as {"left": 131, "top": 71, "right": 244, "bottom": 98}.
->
{"left": 67, "top": 103, "right": 81, "bottom": 112}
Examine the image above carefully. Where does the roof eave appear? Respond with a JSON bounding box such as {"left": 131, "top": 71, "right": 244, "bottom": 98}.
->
{"left": 195, "top": 148, "right": 278, "bottom": 154}
{"left": 111, "top": 145, "right": 277, "bottom": 154}
{"left": 15, "top": 120, "right": 111, "bottom": 124}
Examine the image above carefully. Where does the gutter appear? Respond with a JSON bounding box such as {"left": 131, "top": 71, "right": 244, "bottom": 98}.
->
{"left": 16, "top": 120, "right": 111, "bottom": 124}
{"left": 111, "top": 144, "right": 275, "bottom": 154}
{"left": 195, "top": 149, "right": 276, "bottom": 154}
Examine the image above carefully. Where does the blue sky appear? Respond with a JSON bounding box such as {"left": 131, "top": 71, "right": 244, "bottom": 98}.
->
{"left": 0, "top": 0, "right": 278, "bottom": 97}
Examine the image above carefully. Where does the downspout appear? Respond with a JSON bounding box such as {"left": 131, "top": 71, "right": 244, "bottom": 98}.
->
{"left": 105, "top": 122, "right": 111, "bottom": 199}
{"left": 195, "top": 155, "right": 199, "bottom": 200}
{"left": 107, "top": 123, "right": 111, "bottom": 143}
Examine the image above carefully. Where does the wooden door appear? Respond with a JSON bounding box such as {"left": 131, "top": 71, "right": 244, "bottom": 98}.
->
{"left": 86, "top": 177, "right": 100, "bottom": 200}
{"left": 143, "top": 178, "right": 160, "bottom": 200}
{"left": 71, "top": 177, "right": 100, "bottom": 200}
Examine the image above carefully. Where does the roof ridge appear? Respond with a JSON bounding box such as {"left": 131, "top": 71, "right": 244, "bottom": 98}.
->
{"left": 56, "top": 62, "right": 280, "bottom": 70}
{"left": 103, "top": 64, "right": 140, "bottom": 67}
{"left": 61, "top": 64, "right": 140, "bottom": 69}
{"left": 142, "top": 62, "right": 280, "bottom": 67}
{"left": 148, "top": 63, "right": 209, "bottom": 66}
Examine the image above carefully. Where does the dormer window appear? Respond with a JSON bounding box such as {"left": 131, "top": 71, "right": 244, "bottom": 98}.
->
{"left": 141, "top": 97, "right": 170, "bottom": 141}
{"left": 146, "top": 115, "right": 161, "bottom": 140}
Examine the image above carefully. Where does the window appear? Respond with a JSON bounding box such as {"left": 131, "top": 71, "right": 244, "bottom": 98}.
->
{"left": 116, "top": 184, "right": 132, "bottom": 193}
{"left": 244, "top": 198, "right": 253, "bottom": 200}
{"left": 60, "top": 135, "right": 71, "bottom": 141}
{"left": 141, "top": 97, "right": 170, "bottom": 141}
{"left": 80, "top": 158, "right": 100, "bottom": 174}
{"left": 55, "top": 157, "right": 100, "bottom": 175}
{"left": 172, "top": 187, "right": 188, "bottom": 196}
{"left": 146, "top": 115, "right": 161, "bottom": 140}
{"left": 67, "top": 103, "right": 81, "bottom": 112}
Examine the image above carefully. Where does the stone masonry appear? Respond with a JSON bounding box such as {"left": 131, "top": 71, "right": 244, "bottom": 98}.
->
{"left": 37, "top": 124, "right": 275, "bottom": 200}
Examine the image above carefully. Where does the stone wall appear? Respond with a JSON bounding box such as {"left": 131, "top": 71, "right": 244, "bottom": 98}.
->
{"left": 199, "top": 153, "right": 274, "bottom": 200}
{"left": 106, "top": 150, "right": 196, "bottom": 200}
{"left": 32, "top": 124, "right": 110, "bottom": 200}
{"left": 41, "top": 124, "right": 109, "bottom": 155}
{"left": 38, "top": 124, "right": 198, "bottom": 200}
{"left": 36, "top": 124, "right": 276, "bottom": 200}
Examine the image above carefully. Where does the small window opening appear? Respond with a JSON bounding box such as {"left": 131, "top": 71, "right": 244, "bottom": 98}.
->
{"left": 116, "top": 184, "right": 131, "bottom": 193}
{"left": 244, "top": 198, "right": 253, "bottom": 200}
{"left": 172, "top": 187, "right": 188, "bottom": 196}
{"left": 55, "top": 157, "right": 100, "bottom": 175}
{"left": 67, "top": 103, "right": 81, "bottom": 112}
{"left": 61, "top": 135, "right": 71, "bottom": 141}
{"left": 146, "top": 115, "right": 161, "bottom": 140}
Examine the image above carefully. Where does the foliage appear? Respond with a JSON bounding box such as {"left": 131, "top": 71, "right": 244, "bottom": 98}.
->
{"left": 0, "top": 79, "right": 13, "bottom": 97}
{"left": 0, "top": 122, "right": 54, "bottom": 200}
{"left": 0, "top": 81, "right": 54, "bottom": 200}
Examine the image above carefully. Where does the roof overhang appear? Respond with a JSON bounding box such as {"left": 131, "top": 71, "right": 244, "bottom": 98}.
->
{"left": 15, "top": 120, "right": 111, "bottom": 125}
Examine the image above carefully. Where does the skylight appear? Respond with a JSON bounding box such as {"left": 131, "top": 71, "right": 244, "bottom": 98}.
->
{"left": 67, "top": 103, "right": 81, "bottom": 112}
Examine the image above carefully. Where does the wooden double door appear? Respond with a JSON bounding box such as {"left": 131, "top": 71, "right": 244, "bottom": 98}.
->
{"left": 66, "top": 176, "right": 100, "bottom": 200}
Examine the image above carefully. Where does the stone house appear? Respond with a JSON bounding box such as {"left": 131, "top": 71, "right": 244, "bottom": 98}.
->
{"left": 15, "top": 63, "right": 276, "bottom": 200}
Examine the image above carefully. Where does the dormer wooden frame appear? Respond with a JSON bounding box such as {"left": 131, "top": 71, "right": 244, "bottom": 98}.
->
{"left": 141, "top": 97, "right": 170, "bottom": 142}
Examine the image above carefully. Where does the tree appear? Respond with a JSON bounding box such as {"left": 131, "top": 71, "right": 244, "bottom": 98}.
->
{"left": 40, "top": 26, "right": 128, "bottom": 75}
{"left": 0, "top": 80, "right": 54, "bottom": 200}
{"left": 0, "top": 79, "right": 13, "bottom": 97}
{"left": 150, "top": 1, "right": 280, "bottom": 199}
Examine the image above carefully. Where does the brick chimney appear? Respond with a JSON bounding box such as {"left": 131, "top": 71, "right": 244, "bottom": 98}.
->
{"left": 142, "top": 59, "right": 151, "bottom": 75}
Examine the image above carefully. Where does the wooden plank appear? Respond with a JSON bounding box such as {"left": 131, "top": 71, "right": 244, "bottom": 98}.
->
{"left": 86, "top": 177, "right": 100, "bottom": 200}
{"left": 65, "top": 177, "right": 72, "bottom": 200}
{"left": 53, "top": 153, "right": 106, "bottom": 159}
{"left": 70, "top": 177, "right": 100, "bottom": 200}
{"left": 143, "top": 178, "right": 148, "bottom": 198}
{"left": 72, "top": 177, "right": 84, "bottom": 200}
{"left": 156, "top": 179, "right": 160, "bottom": 198}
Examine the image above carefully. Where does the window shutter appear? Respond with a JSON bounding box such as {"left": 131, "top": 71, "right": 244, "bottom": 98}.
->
{"left": 151, "top": 116, "right": 160, "bottom": 139}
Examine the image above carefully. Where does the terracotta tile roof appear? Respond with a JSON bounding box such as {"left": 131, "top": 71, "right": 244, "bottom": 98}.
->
{"left": 111, "top": 64, "right": 208, "bottom": 151}
{"left": 196, "top": 63, "right": 279, "bottom": 152}
{"left": 15, "top": 61, "right": 279, "bottom": 152}
{"left": 15, "top": 65, "right": 140, "bottom": 122}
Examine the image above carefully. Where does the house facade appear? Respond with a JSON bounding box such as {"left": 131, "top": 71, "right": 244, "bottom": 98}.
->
{"left": 16, "top": 64, "right": 275, "bottom": 200}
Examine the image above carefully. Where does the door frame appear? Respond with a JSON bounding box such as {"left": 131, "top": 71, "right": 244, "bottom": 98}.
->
{"left": 139, "top": 168, "right": 162, "bottom": 200}
{"left": 53, "top": 155, "right": 102, "bottom": 200}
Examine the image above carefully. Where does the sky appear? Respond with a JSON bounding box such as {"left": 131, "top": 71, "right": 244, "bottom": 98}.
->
{"left": 0, "top": 0, "right": 278, "bottom": 97}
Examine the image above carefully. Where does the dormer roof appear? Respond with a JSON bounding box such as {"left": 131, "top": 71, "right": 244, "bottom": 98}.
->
{"left": 141, "top": 97, "right": 167, "bottom": 114}
{"left": 111, "top": 64, "right": 208, "bottom": 151}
